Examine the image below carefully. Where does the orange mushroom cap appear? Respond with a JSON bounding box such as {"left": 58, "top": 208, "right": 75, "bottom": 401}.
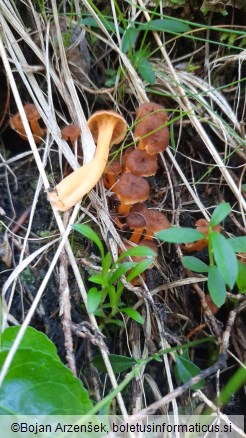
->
{"left": 124, "top": 149, "right": 158, "bottom": 177}
{"left": 88, "top": 110, "right": 127, "bottom": 146}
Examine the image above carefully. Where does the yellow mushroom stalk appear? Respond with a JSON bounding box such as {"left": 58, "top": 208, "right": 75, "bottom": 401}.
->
{"left": 47, "top": 110, "right": 127, "bottom": 211}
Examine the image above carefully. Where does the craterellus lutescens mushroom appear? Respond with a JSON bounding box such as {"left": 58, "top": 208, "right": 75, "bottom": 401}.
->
{"left": 47, "top": 110, "right": 127, "bottom": 211}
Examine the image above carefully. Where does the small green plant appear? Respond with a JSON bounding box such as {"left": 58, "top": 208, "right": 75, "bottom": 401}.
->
{"left": 156, "top": 203, "right": 246, "bottom": 307}
{"left": 72, "top": 224, "right": 156, "bottom": 327}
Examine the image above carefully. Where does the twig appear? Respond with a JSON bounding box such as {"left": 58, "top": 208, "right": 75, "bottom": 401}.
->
{"left": 59, "top": 243, "right": 77, "bottom": 376}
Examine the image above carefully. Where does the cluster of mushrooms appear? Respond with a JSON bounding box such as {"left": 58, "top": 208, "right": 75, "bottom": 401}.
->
{"left": 103, "top": 103, "right": 171, "bottom": 263}
{"left": 10, "top": 102, "right": 171, "bottom": 279}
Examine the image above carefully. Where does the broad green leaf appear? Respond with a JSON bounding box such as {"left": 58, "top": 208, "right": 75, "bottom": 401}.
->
{"left": 210, "top": 202, "right": 231, "bottom": 227}
{"left": 174, "top": 355, "right": 204, "bottom": 390}
{"left": 72, "top": 224, "right": 104, "bottom": 259}
{"left": 87, "top": 288, "right": 102, "bottom": 314}
{"left": 138, "top": 19, "right": 191, "bottom": 34}
{"left": 182, "top": 256, "right": 209, "bottom": 273}
{"left": 211, "top": 232, "right": 238, "bottom": 288}
{"left": 89, "top": 275, "right": 107, "bottom": 286}
{"left": 208, "top": 265, "right": 227, "bottom": 307}
{"left": 120, "top": 308, "right": 144, "bottom": 324}
{"left": 156, "top": 227, "right": 205, "bottom": 243}
{"left": 109, "top": 262, "right": 136, "bottom": 284}
{"left": 0, "top": 327, "right": 93, "bottom": 414}
{"left": 0, "top": 326, "right": 57, "bottom": 356}
{"left": 93, "top": 354, "right": 137, "bottom": 373}
{"left": 122, "top": 27, "right": 139, "bottom": 53}
{"left": 236, "top": 261, "right": 246, "bottom": 293}
{"left": 117, "top": 245, "right": 156, "bottom": 262}
{"left": 228, "top": 236, "right": 246, "bottom": 253}
{"left": 126, "top": 259, "right": 154, "bottom": 282}
{"left": 133, "top": 53, "right": 156, "bottom": 85}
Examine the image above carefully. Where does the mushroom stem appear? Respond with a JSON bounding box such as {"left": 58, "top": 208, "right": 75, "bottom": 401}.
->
{"left": 48, "top": 112, "right": 126, "bottom": 212}
{"left": 129, "top": 228, "right": 144, "bottom": 243}
{"left": 118, "top": 204, "right": 131, "bottom": 216}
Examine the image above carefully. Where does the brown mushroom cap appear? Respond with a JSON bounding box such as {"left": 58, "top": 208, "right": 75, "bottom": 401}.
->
{"left": 61, "top": 124, "right": 81, "bottom": 146}
{"left": 23, "top": 104, "right": 41, "bottom": 122}
{"left": 134, "top": 102, "right": 169, "bottom": 155}
{"left": 87, "top": 110, "right": 127, "bottom": 146}
{"left": 135, "top": 119, "right": 169, "bottom": 155}
{"left": 9, "top": 104, "right": 46, "bottom": 143}
{"left": 124, "top": 149, "right": 158, "bottom": 176}
{"left": 195, "top": 218, "right": 221, "bottom": 234}
{"left": 136, "top": 102, "right": 167, "bottom": 122}
{"left": 114, "top": 173, "right": 150, "bottom": 206}
{"left": 145, "top": 209, "right": 170, "bottom": 237}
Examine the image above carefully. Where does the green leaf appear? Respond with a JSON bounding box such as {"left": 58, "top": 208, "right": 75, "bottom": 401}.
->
{"left": 174, "top": 355, "right": 204, "bottom": 390}
{"left": 138, "top": 19, "right": 191, "bottom": 34}
{"left": 0, "top": 327, "right": 93, "bottom": 414}
{"left": 133, "top": 53, "right": 156, "bottom": 85}
{"left": 211, "top": 232, "right": 238, "bottom": 288}
{"left": 108, "top": 285, "right": 117, "bottom": 309}
{"left": 126, "top": 259, "right": 154, "bottom": 282}
{"left": 121, "top": 27, "right": 139, "bottom": 53}
{"left": 0, "top": 326, "right": 57, "bottom": 356}
{"left": 87, "top": 288, "right": 103, "bottom": 314}
{"left": 120, "top": 308, "right": 144, "bottom": 324}
{"left": 93, "top": 354, "right": 137, "bottom": 373}
{"left": 109, "top": 262, "right": 136, "bottom": 284}
{"left": 156, "top": 227, "right": 205, "bottom": 243}
{"left": 208, "top": 265, "right": 227, "bottom": 307}
{"left": 210, "top": 202, "right": 231, "bottom": 227}
{"left": 236, "top": 261, "right": 246, "bottom": 293}
{"left": 218, "top": 364, "right": 246, "bottom": 407}
{"left": 228, "top": 236, "right": 246, "bottom": 253}
{"left": 182, "top": 256, "right": 209, "bottom": 273}
{"left": 117, "top": 245, "right": 156, "bottom": 262}
{"left": 89, "top": 275, "right": 107, "bottom": 286}
{"left": 102, "top": 252, "right": 113, "bottom": 276}
{"left": 79, "top": 17, "right": 124, "bottom": 34}
{"left": 72, "top": 224, "right": 104, "bottom": 259}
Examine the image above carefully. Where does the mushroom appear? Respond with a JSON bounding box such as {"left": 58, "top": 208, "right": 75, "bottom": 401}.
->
{"left": 126, "top": 203, "right": 149, "bottom": 243}
{"left": 113, "top": 173, "right": 150, "bottom": 216}
{"left": 103, "top": 160, "right": 122, "bottom": 189}
{"left": 182, "top": 219, "right": 221, "bottom": 253}
{"left": 124, "top": 149, "right": 158, "bottom": 177}
{"left": 134, "top": 102, "right": 169, "bottom": 155}
{"left": 61, "top": 124, "right": 81, "bottom": 149}
{"left": 48, "top": 110, "right": 127, "bottom": 211}
{"left": 9, "top": 103, "right": 46, "bottom": 144}
{"left": 144, "top": 209, "right": 170, "bottom": 239}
